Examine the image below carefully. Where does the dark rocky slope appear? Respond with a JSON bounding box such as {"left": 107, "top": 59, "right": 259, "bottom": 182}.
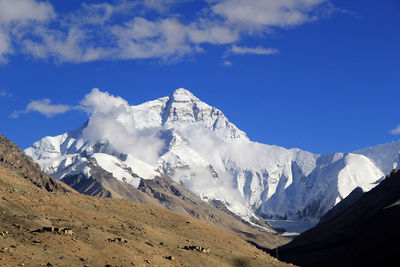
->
{"left": 318, "top": 186, "right": 364, "bottom": 224}
{"left": 276, "top": 169, "right": 400, "bottom": 267}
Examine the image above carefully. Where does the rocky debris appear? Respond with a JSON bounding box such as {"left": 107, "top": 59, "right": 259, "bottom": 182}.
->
{"left": 34, "top": 227, "right": 73, "bottom": 235}
{"left": 13, "top": 223, "right": 22, "bottom": 229}
{"left": 0, "top": 231, "right": 8, "bottom": 236}
{"left": 144, "top": 241, "right": 154, "bottom": 247}
{"left": 106, "top": 237, "right": 128, "bottom": 243}
{"left": 165, "top": 256, "right": 175, "bottom": 260}
{"left": 182, "top": 245, "right": 211, "bottom": 253}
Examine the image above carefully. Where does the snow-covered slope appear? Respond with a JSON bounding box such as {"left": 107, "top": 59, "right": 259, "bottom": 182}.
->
{"left": 354, "top": 140, "right": 400, "bottom": 174}
{"left": 25, "top": 88, "right": 394, "bottom": 229}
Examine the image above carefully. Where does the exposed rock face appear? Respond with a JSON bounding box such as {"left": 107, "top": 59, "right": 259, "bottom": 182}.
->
{"left": 134, "top": 88, "right": 249, "bottom": 142}
{"left": 60, "top": 158, "right": 287, "bottom": 249}
{"left": 0, "top": 134, "right": 73, "bottom": 192}
{"left": 277, "top": 169, "right": 400, "bottom": 267}
{"left": 61, "top": 157, "right": 158, "bottom": 203}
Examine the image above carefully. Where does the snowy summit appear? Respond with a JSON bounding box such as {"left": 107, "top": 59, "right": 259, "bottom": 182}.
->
{"left": 25, "top": 88, "right": 400, "bottom": 232}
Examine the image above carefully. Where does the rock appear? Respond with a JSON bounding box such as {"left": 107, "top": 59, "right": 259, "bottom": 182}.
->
{"left": 145, "top": 241, "right": 154, "bottom": 247}
{"left": 63, "top": 229, "right": 73, "bottom": 235}
{"left": 107, "top": 237, "right": 128, "bottom": 243}
{"left": 182, "top": 245, "right": 210, "bottom": 253}
{"left": 165, "top": 256, "right": 175, "bottom": 260}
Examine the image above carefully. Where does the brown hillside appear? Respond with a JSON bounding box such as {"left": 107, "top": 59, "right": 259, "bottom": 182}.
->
{"left": 0, "top": 135, "right": 292, "bottom": 267}
{"left": 0, "top": 134, "right": 74, "bottom": 193}
{"left": 0, "top": 161, "right": 292, "bottom": 266}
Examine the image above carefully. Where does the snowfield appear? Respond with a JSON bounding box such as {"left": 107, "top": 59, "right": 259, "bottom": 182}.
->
{"left": 25, "top": 88, "right": 399, "bottom": 232}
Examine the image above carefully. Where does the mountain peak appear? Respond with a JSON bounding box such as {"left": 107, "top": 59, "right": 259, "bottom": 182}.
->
{"left": 157, "top": 88, "right": 248, "bottom": 142}
{"left": 169, "top": 88, "right": 199, "bottom": 102}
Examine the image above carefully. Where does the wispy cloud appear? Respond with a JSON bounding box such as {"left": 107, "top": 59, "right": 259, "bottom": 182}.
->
{"left": 223, "top": 60, "right": 232, "bottom": 66}
{"left": 0, "top": 0, "right": 55, "bottom": 63}
{"left": 0, "top": 0, "right": 335, "bottom": 63}
{"left": 211, "top": 0, "right": 327, "bottom": 29}
{"left": 11, "top": 98, "right": 75, "bottom": 118}
{"left": 0, "top": 90, "right": 12, "bottom": 97}
{"left": 230, "top": 45, "right": 279, "bottom": 55}
{"left": 390, "top": 125, "right": 400, "bottom": 135}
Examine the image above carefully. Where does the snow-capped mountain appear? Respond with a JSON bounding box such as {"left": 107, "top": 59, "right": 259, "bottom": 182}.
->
{"left": 25, "top": 88, "right": 397, "bottom": 230}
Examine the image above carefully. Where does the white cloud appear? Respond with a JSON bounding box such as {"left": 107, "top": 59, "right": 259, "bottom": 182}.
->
{"left": 142, "top": 0, "right": 187, "bottom": 13}
{"left": 0, "top": 28, "right": 11, "bottom": 63}
{"left": 211, "top": 0, "right": 327, "bottom": 29}
{"left": 0, "top": 0, "right": 55, "bottom": 62}
{"left": 0, "top": 90, "right": 12, "bottom": 97}
{"left": 0, "top": 0, "right": 55, "bottom": 23}
{"left": 11, "top": 98, "right": 73, "bottom": 118}
{"left": 111, "top": 18, "right": 193, "bottom": 60}
{"left": 0, "top": 0, "right": 333, "bottom": 63}
{"left": 223, "top": 60, "right": 232, "bottom": 66}
{"left": 81, "top": 88, "right": 165, "bottom": 164}
{"left": 230, "top": 45, "right": 279, "bottom": 55}
{"left": 390, "top": 125, "right": 400, "bottom": 135}
{"left": 21, "top": 26, "right": 111, "bottom": 63}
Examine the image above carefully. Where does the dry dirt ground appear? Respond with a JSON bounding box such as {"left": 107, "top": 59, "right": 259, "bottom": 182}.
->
{"left": 0, "top": 165, "right": 293, "bottom": 267}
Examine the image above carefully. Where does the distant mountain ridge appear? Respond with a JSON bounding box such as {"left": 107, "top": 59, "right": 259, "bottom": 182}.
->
{"left": 25, "top": 88, "right": 400, "bottom": 231}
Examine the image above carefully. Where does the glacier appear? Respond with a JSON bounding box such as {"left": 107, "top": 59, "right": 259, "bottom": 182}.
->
{"left": 25, "top": 88, "right": 399, "bottom": 232}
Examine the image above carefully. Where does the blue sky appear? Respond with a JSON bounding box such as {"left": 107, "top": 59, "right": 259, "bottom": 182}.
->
{"left": 0, "top": 0, "right": 399, "bottom": 153}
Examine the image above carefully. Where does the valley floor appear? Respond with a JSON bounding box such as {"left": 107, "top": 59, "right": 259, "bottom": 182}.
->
{"left": 268, "top": 219, "right": 318, "bottom": 238}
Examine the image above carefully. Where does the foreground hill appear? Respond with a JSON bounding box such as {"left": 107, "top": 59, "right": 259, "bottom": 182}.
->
{"left": 276, "top": 169, "right": 400, "bottom": 267}
{"left": 0, "top": 134, "right": 290, "bottom": 266}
